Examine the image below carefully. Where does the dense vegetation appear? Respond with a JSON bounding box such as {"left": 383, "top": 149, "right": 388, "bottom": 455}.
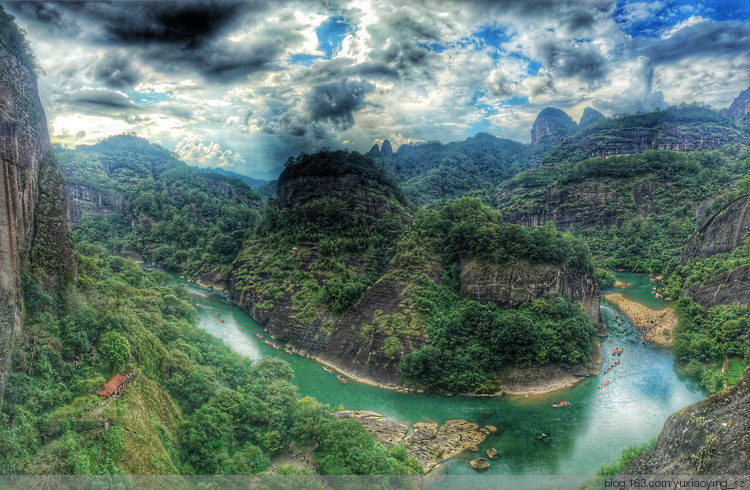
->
{"left": 57, "top": 135, "right": 263, "bottom": 276}
{"left": 0, "top": 245, "right": 419, "bottom": 476}
{"left": 372, "top": 133, "right": 538, "bottom": 205}
{"left": 504, "top": 146, "right": 750, "bottom": 275}
{"left": 399, "top": 282, "right": 597, "bottom": 394}
{"left": 671, "top": 298, "right": 750, "bottom": 393}
{"left": 390, "top": 198, "right": 598, "bottom": 393}
{"left": 235, "top": 150, "right": 409, "bottom": 319}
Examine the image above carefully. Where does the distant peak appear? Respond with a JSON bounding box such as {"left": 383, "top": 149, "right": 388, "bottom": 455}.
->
{"left": 579, "top": 107, "right": 605, "bottom": 129}
{"left": 381, "top": 139, "right": 393, "bottom": 156}
{"left": 531, "top": 107, "right": 578, "bottom": 145}
{"left": 366, "top": 143, "right": 380, "bottom": 156}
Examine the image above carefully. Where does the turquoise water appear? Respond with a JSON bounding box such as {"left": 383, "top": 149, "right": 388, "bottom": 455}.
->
{"left": 180, "top": 275, "right": 702, "bottom": 476}
{"left": 603, "top": 271, "right": 670, "bottom": 310}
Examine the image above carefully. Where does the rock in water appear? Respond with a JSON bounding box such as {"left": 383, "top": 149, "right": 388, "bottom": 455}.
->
{"left": 470, "top": 458, "right": 490, "bottom": 471}
{"left": 485, "top": 425, "right": 498, "bottom": 433}
{"left": 487, "top": 448, "right": 498, "bottom": 459}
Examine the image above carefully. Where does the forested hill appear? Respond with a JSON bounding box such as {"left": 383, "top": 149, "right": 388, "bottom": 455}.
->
{"left": 229, "top": 149, "right": 601, "bottom": 394}
{"left": 56, "top": 135, "right": 263, "bottom": 278}
{"left": 368, "top": 132, "right": 538, "bottom": 204}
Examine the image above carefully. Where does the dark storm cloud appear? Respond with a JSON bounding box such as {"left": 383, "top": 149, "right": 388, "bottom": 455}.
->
{"left": 7, "top": 0, "right": 286, "bottom": 82}
{"left": 305, "top": 79, "right": 374, "bottom": 130}
{"left": 9, "top": 0, "right": 263, "bottom": 44}
{"left": 633, "top": 20, "right": 750, "bottom": 64}
{"left": 143, "top": 38, "right": 286, "bottom": 82}
{"left": 67, "top": 89, "right": 139, "bottom": 110}
{"left": 533, "top": 40, "right": 608, "bottom": 82}
{"left": 93, "top": 53, "right": 141, "bottom": 89}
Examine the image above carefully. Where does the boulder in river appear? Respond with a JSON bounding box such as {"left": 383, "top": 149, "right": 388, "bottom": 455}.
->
{"left": 334, "top": 413, "right": 489, "bottom": 474}
{"left": 487, "top": 447, "right": 498, "bottom": 459}
{"left": 485, "top": 425, "right": 498, "bottom": 433}
{"left": 470, "top": 458, "right": 490, "bottom": 471}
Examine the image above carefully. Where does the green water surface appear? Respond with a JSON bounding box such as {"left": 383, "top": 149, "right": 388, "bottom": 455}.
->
{"left": 177, "top": 273, "right": 702, "bottom": 477}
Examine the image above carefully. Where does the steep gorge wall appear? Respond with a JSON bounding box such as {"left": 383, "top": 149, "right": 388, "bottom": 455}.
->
{"left": 621, "top": 370, "right": 749, "bottom": 476}
{"left": 0, "top": 14, "right": 76, "bottom": 405}
{"left": 681, "top": 195, "right": 750, "bottom": 264}
{"left": 459, "top": 259, "right": 604, "bottom": 334}
{"left": 498, "top": 180, "right": 668, "bottom": 232}
{"left": 65, "top": 182, "right": 127, "bottom": 223}
{"left": 227, "top": 251, "right": 426, "bottom": 388}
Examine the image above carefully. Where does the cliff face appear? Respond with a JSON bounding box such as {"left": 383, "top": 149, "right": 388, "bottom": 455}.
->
{"left": 65, "top": 182, "right": 127, "bottom": 222}
{"left": 724, "top": 87, "right": 750, "bottom": 126}
{"left": 681, "top": 195, "right": 750, "bottom": 264}
{"left": 0, "top": 10, "right": 76, "bottom": 405}
{"left": 459, "top": 259, "right": 604, "bottom": 333}
{"left": 621, "top": 370, "right": 749, "bottom": 476}
{"left": 530, "top": 107, "right": 578, "bottom": 147}
{"left": 684, "top": 265, "right": 750, "bottom": 309}
{"left": 498, "top": 180, "right": 668, "bottom": 232}
{"left": 551, "top": 109, "right": 748, "bottom": 161}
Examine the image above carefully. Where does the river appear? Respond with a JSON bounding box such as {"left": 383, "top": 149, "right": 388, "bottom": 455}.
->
{"left": 174, "top": 271, "right": 703, "bottom": 477}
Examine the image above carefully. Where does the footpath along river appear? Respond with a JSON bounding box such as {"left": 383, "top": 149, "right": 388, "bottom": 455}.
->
{"left": 174, "top": 270, "right": 703, "bottom": 477}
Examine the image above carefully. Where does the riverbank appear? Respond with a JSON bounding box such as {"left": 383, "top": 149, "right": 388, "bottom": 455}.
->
{"left": 603, "top": 293, "right": 677, "bottom": 345}
{"left": 497, "top": 340, "right": 602, "bottom": 395}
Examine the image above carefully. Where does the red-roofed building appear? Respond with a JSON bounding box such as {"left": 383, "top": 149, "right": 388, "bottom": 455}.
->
{"left": 97, "top": 373, "right": 127, "bottom": 397}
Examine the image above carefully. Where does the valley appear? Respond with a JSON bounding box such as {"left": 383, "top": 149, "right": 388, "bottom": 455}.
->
{"left": 1, "top": 3, "right": 750, "bottom": 483}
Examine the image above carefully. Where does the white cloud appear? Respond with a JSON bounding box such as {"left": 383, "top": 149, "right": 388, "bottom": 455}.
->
{"left": 174, "top": 133, "right": 246, "bottom": 168}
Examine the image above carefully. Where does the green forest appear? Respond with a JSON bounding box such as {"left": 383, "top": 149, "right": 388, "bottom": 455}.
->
{"left": 1, "top": 244, "right": 419, "bottom": 476}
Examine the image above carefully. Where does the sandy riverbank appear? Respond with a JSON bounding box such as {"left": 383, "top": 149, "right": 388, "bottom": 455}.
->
{"left": 497, "top": 340, "right": 602, "bottom": 395}
{"left": 604, "top": 293, "right": 677, "bottom": 346}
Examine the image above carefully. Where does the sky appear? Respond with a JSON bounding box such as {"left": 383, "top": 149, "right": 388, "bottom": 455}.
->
{"left": 4, "top": 0, "right": 750, "bottom": 179}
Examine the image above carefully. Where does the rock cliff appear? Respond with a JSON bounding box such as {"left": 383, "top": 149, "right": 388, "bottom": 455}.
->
{"left": 550, "top": 106, "right": 747, "bottom": 161}
{"left": 621, "top": 369, "right": 749, "bottom": 476}
{"left": 681, "top": 195, "right": 750, "bottom": 264}
{"left": 65, "top": 182, "right": 127, "bottom": 222}
{"left": 724, "top": 86, "right": 750, "bottom": 127}
{"left": 530, "top": 107, "right": 578, "bottom": 147}
{"left": 459, "top": 259, "right": 604, "bottom": 333}
{"left": 0, "top": 8, "right": 76, "bottom": 405}
{"left": 497, "top": 180, "right": 668, "bottom": 232}
{"left": 684, "top": 265, "right": 750, "bottom": 309}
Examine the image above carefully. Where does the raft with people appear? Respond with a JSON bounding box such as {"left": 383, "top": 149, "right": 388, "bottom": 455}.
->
{"left": 337, "top": 374, "right": 349, "bottom": 383}
{"left": 195, "top": 303, "right": 203, "bottom": 308}
{"left": 552, "top": 401, "right": 570, "bottom": 408}
{"left": 598, "top": 381, "right": 610, "bottom": 388}
{"left": 323, "top": 366, "right": 333, "bottom": 373}
{"left": 256, "top": 333, "right": 264, "bottom": 339}
{"left": 285, "top": 347, "right": 294, "bottom": 355}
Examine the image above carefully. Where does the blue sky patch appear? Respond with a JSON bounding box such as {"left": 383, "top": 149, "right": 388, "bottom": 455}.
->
{"left": 289, "top": 54, "right": 323, "bottom": 66}
{"left": 130, "top": 91, "right": 171, "bottom": 105}
{"left": 471, "top": 25, "right": 512, "bottom": 49}
{"left": 316, "top": 16, "right": 350, "bottom": 58}
{"left": 499, "top": 96, "right": 529, "bottom": 106}
{"left": 612, "top": 0, "right": 749, "bottom": 38}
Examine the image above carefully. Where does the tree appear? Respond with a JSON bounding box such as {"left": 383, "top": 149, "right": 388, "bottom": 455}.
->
{"left": 98, "top": 331, "right": 131, "bottom": 371}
